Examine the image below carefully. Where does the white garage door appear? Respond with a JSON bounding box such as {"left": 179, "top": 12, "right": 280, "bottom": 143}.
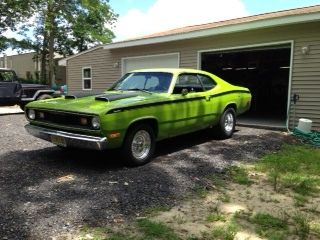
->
{"left": 122, "top": 53, "right": 179, "bottom": 74}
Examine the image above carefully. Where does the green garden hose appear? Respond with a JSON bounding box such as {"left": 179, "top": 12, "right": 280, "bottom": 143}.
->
{"left": 292, "top": 128, "right": 320, "bottom": 147}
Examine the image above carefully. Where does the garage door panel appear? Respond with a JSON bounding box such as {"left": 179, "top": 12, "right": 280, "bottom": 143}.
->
{"left": 122, "top": 53, "right": 179, "bottom": 74}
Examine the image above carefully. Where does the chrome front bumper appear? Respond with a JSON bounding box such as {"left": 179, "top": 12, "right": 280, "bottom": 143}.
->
{"left": 25, "top": 124, "right": 108, "bottom": 150}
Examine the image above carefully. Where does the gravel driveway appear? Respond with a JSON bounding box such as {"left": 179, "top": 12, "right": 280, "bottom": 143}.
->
{"left": 0, "top": 113, "right": 290, "bottom": 239}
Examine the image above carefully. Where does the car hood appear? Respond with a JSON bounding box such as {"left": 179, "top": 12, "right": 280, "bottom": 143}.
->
{"left": 26, "top": 91, "right": 166, "bottom": 115}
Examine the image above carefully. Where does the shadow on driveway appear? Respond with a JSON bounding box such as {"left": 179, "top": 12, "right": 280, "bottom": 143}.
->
{"left": 0, "top": 127, "right": 291, "bottom": 239}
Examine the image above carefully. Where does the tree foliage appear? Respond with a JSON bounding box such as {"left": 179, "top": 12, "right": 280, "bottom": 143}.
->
{"left": 0, "top": 1, "right": 37, "bottom": 51}
{"left": 32, "top": 0, "right": 117, "bottom": 53}
{"left": 1, "top": 0, "right": 117, "bottom": 84}
{"left": 0, "top": 1, "right": 36, "bottom": 33}
{"left": 29, "top": 0, "right": 117, "bottom": 84}
{"left": 56, "top": 0, "right": 117, "bottom": 55}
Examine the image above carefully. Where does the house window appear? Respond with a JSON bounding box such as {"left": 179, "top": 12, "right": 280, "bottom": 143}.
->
{"left": 82, "top": 67, "right": 92, "bottom": 90}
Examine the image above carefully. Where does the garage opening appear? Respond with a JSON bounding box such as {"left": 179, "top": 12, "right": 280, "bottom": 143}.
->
{"left": 200, "top": 44, "right": 291, "bottom": 128}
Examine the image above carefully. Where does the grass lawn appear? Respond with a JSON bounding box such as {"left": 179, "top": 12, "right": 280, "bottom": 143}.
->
{"left": 78, "top": 144, "right": 320, "bottom": 240}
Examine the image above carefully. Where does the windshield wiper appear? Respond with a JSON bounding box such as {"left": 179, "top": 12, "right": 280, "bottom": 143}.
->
{"left": 127, "top": 88, "right": 152, "bottom": 94}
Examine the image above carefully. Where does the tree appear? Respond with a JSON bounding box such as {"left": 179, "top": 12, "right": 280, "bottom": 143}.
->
{"left": 0, "top": 1, "right": 37, "bottom": 52}
{"left": 56, "top": 0, "right": 116, "bottom": 54}
{"left": 32, "top": 0, "right": 117, "bottom": 84}
{"left": 1, "top": 0, "right": 117, "bottom": 85}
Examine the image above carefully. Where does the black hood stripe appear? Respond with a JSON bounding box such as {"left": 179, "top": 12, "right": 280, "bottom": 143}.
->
{"left": 65, "top": 92, "right": 141, "bottom": 101}
{"left": 65, "top": 91, "right": 104, "bottom": 99}
{"left": 95, "top": 93, "right": 140, "bottom": 102}
{"left": 106, "top": 90, "right": 250, "bottom": 114}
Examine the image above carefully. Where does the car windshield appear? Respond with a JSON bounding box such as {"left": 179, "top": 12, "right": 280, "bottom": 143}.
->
{"left": 110, "top": 72, "right": 173, "bottom": 93}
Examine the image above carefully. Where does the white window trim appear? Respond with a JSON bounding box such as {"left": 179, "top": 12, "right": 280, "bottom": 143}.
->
{"left": 82, "top": 66, "right": 92, "bottom": 90}
{"left": 121, "top": 52, "right": 180, "bottom": 75}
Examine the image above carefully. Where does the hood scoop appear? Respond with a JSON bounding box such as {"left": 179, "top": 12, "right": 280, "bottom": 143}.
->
{"left": 65, "top": 91, "right": 104, "bottom": 99}
{"left": 95, "top": 93, "right": 139, "bottom": 102}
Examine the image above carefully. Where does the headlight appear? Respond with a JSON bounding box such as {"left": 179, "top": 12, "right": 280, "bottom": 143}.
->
{"left": 91, "top": 117, "right": 100, "bottom": 129}
{"left": 27, "top": 109, "right": 36, "bottom": 120}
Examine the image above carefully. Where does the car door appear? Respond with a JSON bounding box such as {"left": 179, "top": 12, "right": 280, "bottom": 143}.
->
{"left": 0, "top": 70, "right": 22, "bottom": 105}
{"left": 166, "top": 73, "right": 216, "bottom": 136}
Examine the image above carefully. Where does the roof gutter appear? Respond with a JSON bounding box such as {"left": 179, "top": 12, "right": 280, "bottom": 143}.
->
{"left": 104, "top": 12, "right": 320, "bottom": 50}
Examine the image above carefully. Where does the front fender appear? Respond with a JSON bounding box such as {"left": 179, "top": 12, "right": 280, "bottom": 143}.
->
{"left": 100, "top": 114, "right": 159, "bottom": 148}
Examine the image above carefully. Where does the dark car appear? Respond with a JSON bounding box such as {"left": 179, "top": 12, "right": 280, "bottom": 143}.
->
{"left": 0, "top": 68, "right": 55, "bottom": 110}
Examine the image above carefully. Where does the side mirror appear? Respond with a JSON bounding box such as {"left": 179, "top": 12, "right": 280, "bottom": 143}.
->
{"left": 181, "top": 88, "right": 188, "bottom": 96}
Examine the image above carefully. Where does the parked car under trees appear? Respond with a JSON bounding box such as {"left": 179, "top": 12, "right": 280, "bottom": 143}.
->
{"left": 24, "top": 68, "right": 252, "bottom": 165}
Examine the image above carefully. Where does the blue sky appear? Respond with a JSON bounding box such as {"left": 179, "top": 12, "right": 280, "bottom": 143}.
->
{"left": 3, "top": 0, "right": 320, "bottom": 55}
{"left": 109, "top": 0, "right": 320, "bottom": 40}
{"left": 110, "top": 0, "right": 155, "bottom": 15}
{"left": 243, "top": 0, "right": 320, "bottom": 14}
{"left": 110, "top": 0, "right": 320, "bottom": 16}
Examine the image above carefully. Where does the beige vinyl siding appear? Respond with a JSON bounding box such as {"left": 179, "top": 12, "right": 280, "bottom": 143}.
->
{"left": 290, "top": 27, "right": 320, "bottom": 130}
{"left": 67, "top": 21, "right": 320, "bottom": 129}
{"left": 67, "top": 47, "right": 115, "bottom": 91}
{"left": 0, "top": 52, "right": 39, "bottom": 79}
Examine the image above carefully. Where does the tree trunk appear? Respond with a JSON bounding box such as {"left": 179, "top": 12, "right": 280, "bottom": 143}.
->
{"left": 40, "top": 30, "right": 47, "bottom": 84}
{"left": 48, "top": 29, "right": 55, "bottom": 86}
{"left": 47, "top": 2, "right": 55, "bottom": 87}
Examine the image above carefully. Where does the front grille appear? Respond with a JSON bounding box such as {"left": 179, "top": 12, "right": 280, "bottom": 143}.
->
{"left": 33, "top": 110, "right": 94, "bottom": 130}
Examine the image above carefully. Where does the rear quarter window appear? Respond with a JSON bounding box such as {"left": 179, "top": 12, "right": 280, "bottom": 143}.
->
{"left": 198, "top": 74, "right": 216, "bottom": 91}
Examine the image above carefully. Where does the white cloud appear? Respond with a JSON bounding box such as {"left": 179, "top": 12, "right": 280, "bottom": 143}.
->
{"left": 113, "top": 0, "right": 248, "bottom": 41}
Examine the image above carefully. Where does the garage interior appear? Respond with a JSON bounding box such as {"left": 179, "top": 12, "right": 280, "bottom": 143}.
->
{"left": 201, "top": 44, "right": 291, "bottom": 128}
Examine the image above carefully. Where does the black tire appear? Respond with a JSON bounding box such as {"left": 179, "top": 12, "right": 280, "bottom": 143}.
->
{"left": 122, "top": 124, "right": 156, "bottom": 166}
{"left": 37, "top": 94, "right": 53, "bottom": 100}
{"left": 215, "top": 108, "right": 236, "bottom": 139}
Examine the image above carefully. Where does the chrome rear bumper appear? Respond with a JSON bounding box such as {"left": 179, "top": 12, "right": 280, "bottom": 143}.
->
{"left": 25, "top": 124, "right": 108, "bottom": 150}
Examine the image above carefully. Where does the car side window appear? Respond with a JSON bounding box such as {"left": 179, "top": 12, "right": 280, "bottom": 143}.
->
{"left": 173, "top": 74, "right": 204, "bottom": 94}
{"left": 0, "top": 71, "right": 14, "bottom": 82}
{"left": 197, "top": 74, "right": 216, "bottom": 91}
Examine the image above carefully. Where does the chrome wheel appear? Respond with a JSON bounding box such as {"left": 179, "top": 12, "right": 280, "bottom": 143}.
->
{"left": 131, "top": 130, "right": 151, "bottom": 160}
{"left": 214, "top": 108, "right": 236, "bottom": 139}
{"left": 224, "top": 112, "right": 234, "bottom": 132}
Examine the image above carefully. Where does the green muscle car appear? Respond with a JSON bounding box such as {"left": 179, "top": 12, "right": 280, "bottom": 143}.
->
{"left": 25, "top": 68, "right": 251, "bottom": 165}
